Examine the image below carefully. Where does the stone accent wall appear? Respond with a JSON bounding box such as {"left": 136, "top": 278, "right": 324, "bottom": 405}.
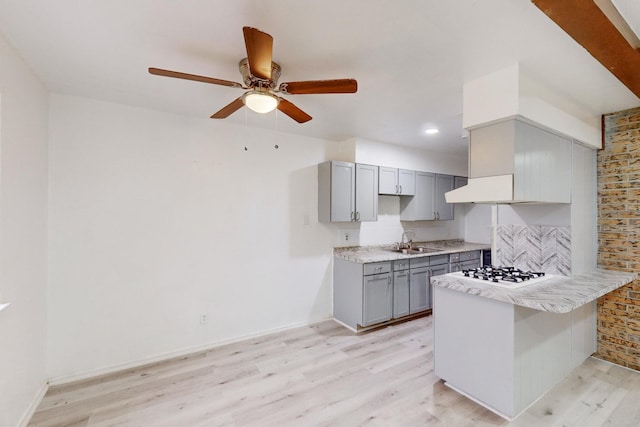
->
{"left": 597, "top": 106, "right": 640, "bottom": 371}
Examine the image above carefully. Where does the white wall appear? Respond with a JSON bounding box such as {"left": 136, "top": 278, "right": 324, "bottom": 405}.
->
{"left": 496, "top": 204, "right": 571, "bottom": 227}
{"left": 0, "top": 35, "right": 49, "bottom": 427}
{"left": 47, "top": 94, "right": 337, "bottom": 381}
{"left": 46, "top": 96, "right": 477, "bottom": 381}
{"left": 463, "top": 204, "right": 492, "bottom": 244}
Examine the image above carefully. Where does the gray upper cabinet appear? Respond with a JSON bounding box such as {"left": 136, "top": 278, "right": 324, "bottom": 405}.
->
{"left": 378, "top": 167, "right": 415, "bottom": 195}
{"left": 355, "top": 163, "right": 379, "bottom": 222}
{"left": 321, "top": 161, "right": 354, "bottom": 222}
{"left": 319, "top": 160, "right": 458, "bottom": 222}
{"left": 318, "top": 161, "right": 378, "bottom": 222}
{"left": 378, "top": 166, "right": 398, "bottom": 195}
{"left": 454, "top": 176, "right": 467, "bottom": 189}
{"left": 435, "top": 174, "right": 455, "bottom": 221}
{"left": 398, "top": 169, "right": 416, "bottom": 195}
{"left": 399, "top": 172, "right": 435, "bottom": 221}
{"left": 401, "top": 172, "right": 455, "bottom": 221}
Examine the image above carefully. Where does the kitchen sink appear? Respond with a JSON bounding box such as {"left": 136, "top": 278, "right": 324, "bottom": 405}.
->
{"left": 388, "top": 246, "right": 441, "bottom": 254}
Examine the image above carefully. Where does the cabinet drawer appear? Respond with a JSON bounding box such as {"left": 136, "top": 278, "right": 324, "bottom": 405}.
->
{"left": 429, "top": 254, "right": 449, "bottom": 266}
{"left": 364, "top": 262, "right": 391, "bottom": 276}
{"left": 409, "top": 257, "right": 429, "bottom": 269}
{"left": 460, "top": 250, "right": 481, "bottom": 261}
{"left": 461, "top": 259, "right": 481, "bottom": 270}
{"left": 393, "top": 260, "right": 410, "bottom": 271}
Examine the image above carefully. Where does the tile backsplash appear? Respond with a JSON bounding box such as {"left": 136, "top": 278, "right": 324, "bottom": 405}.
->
{"left": 494, "top": 224, "right": 571, "bottom": 275}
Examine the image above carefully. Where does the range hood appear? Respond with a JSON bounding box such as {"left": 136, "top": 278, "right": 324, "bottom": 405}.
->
{"left": 444, "top": 118, "right": 572, "bottom": 204}
{"left": 445, "top": 174, "right": 521, "bottom": 204}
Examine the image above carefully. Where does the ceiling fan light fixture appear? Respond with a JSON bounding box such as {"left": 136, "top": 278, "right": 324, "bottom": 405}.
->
{"left": 243, "top": 91, "right": 279, "bottom": 113}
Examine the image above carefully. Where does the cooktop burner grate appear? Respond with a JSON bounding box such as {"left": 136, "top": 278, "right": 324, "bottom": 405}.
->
{"left": 462, "top": 266, "right": 546, "bottom": 283}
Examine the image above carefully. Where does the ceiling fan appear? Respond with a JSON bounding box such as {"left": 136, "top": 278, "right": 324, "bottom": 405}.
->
{"left": 149, "top": 26, "right": 358, "bottom": 123}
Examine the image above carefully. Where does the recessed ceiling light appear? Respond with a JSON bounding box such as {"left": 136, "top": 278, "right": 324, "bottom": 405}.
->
{"left": 425, "top": 128, "right": 439, "bottom": 135}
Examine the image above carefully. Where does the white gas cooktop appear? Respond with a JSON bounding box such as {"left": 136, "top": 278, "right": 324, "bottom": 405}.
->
{"left": 446, "top": 271, "right": 554, "bottom": 289}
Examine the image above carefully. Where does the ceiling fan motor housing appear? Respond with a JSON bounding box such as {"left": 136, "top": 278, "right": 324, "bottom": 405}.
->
{"left": 239, "top": 58, "right": 281, "bottom": 89}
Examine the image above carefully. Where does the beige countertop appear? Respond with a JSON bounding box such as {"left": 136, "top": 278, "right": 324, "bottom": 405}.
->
{"left": 431, "top": 269, "right": 637, "bottom": 313}
{"left": 333, "top": 240, "right": 491, "bottom": 264}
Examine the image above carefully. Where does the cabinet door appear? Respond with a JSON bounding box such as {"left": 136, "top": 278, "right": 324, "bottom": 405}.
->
{"left": 398, "top": 169, "right": 416, "bottom": 195}
{"left": 461, "top": 259, "right": 480, "bottom": 270}
{"left": 430, "top": 264, "right": 449, "bottom": 277}
{"left": 355, "top": 163, "right": 379, "bottom": 222}
{"left": 378, "top": 166, "right": 398, "bottom": 195}
{"left": 435, "top": 174, "right": 455, "bottom": 220}
{"left": 393, "top": 270, "right": 410, "bottom": 318}
{"left": 330, "top": 161, "right": 356, "bottom": 222}
{"left": 409, "top": 267, "right": 429, "bottom": 314}
{"left": 362, "top": 273, "right": 393, "bottom": 326}
{"left": 428, "top": 264, "right": 449, "bottom": 308}
{"left": 399, "top": 171, "right": 435, "bottom": 221}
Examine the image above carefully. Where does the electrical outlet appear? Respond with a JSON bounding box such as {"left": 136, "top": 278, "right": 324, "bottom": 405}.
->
{"left": 341, "top": 230, "right": 351, "bottom": 243}
{"left": 200, "top": 314, "right": 208, "bottom": 324}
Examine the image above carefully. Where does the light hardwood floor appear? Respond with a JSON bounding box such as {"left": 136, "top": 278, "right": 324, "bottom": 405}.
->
{"left": 29, "top": 316, "right": 640, "bottom": 426}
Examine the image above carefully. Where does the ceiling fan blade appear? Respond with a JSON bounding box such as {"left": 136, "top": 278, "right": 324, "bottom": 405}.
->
{"left": 149, "top": 67, "right": 243, "bottom": 88}
{"left": 279, "top": 79, "right": 358, "bottom": 94}
{"left": 243, "top": 27, "right": 273, "bottom": 80}
{"left": 211, "top": 97, "right": 245, "bottom": 119}
{"left": 277, "top": 98, "right": 312, "bottom": 123}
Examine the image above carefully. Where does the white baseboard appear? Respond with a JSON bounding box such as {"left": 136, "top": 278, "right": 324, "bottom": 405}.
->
{"left": 18, "top": 383, "right": 48, "bottom": 427}
{"left": 48, "top": 316, "right": 331, "bottom": 386}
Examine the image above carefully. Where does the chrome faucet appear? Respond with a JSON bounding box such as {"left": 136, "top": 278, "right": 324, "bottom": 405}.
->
{"left": 400, "top": 230, "right": 415, "bottom": 249}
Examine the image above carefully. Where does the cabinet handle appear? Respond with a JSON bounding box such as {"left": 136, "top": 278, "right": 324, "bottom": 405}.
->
{"left": 395, "top": 184, "right": 399, "bottom": 194}
{"left": 399, "top": 185, "right": 402, "bottom": 194}
{"left": 356, "top": 211, "right": 360, "bottom": 221}
{"left": 433, "top": 211, "right": 437, "bottom": 220}
{"left": 350, "top": 211, "right": 354, "bottom": 221}
{"left": 436, "top": 212, "right": 440, "bottom": 220}
{"left": 388, "top": 277, "right": 391, "bottom": 285}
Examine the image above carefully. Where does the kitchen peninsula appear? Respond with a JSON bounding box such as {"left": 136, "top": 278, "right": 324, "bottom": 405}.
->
{"left": 431, "top": 269, "right": 637, "bottom": 420}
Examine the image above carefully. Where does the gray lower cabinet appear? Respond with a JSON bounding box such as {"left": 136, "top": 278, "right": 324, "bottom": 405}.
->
{"left": 408, "top": 254, "right": 448, "bottom": 314}
{"left": 409, "top": 267, "right": 430, "bottom": 314}
{"left": 363, "top": 273, "right": 393, "bottom": 326}
{"left": 334, "top": 255, "right": 446, "bottom": 330}
{"left": 449, "top": 250, "right": 482, "bottom": 272}
{"left": 333, "top": 258, "right": 393, "bottom": 330}
{"left": 393, "top": 260, "right": 410, "bottom": 318}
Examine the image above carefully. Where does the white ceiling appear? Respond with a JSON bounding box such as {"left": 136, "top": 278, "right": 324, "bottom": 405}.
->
{"left": 0, "top": 0, "right": 638, "bottom": 155}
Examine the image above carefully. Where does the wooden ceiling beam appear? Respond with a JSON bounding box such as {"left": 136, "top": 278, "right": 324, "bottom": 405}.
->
{"left": 532, "top": 0, "right": 640, "bottom": 99}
